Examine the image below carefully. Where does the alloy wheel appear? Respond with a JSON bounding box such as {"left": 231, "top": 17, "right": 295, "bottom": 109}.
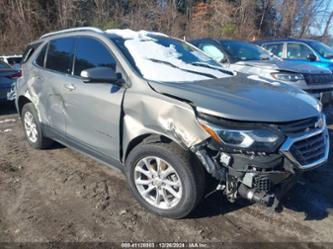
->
{"left": 23, "top": 111, "right": 38, "bottom": 143}
{"left": 134, "top": 156, "right": 183, "bottom": 210}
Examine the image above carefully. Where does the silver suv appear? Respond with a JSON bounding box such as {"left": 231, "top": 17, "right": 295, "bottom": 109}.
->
{"left": 16, "top": 27, "right": 330, "bottom": 218}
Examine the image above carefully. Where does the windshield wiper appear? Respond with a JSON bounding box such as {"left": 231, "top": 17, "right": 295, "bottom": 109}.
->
{"left": 190, "top": 62, "right": 233, "bottom": 75}
{"left": 148, "top": 58, "right": 218, "bottom": 79}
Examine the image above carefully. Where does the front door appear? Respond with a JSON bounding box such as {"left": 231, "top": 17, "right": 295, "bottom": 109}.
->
{"left": 62, "top": 37, "right": 125, "bottom": 160}
{"left": 285, "top": 42, "right": 316, "bottom": 62}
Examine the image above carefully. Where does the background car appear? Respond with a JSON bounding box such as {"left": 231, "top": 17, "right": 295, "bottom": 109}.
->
{"left": 255, "top": 39, "right": 333, "bottom": 72}
{"left": 0, "top": 54, "right": 23, "bottom": 70}
{"left": 0, "top": 61, "right": 21, "bottom": 102}
{"left": 191, "top": 39, "right": 333, "bottom": 106}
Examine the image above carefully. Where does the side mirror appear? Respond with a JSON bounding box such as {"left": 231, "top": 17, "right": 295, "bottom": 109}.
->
{"left": 307, "top": 53, "right": 317, "bottom": 62}
{"left": 80, "top": 67, "right": 123, "bottom": 85}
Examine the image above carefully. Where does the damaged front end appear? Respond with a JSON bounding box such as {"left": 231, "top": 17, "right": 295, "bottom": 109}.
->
{"left": 192, "top": 111, "right": 330, "bottom": 210}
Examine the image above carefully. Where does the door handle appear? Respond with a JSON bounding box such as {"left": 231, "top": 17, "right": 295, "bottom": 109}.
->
{"left": 64, "top": 83, "right": 76, "bottom": 91}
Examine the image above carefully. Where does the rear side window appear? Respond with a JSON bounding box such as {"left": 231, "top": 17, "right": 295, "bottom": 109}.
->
{"left": 263, "top": 43, "right": 284, "bottom": 57}
{"left": 36, "top": 44, "right": 47, "bottom": 67}
{"left": 46, "top": 38, "right": 75, "bottom": 74}
{"left": 21, "top": 42, "right": 42, "bottom": 64}
{"left": 74, "top": 37, "right": 116, "bottom": 76}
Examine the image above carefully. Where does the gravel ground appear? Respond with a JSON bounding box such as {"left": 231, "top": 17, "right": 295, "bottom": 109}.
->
{"left": 0, "top": 102, "right": 332, "bottom": 247}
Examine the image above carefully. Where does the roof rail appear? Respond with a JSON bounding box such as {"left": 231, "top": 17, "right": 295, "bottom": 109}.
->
{"left": 40, "top": 27, "right": 104, "bottom": 39}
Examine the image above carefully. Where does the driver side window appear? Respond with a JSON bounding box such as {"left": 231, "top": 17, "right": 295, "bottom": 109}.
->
{"left": 74, "top": 37, "right": 116, "bottom": 76}
{"left": 201, "top": 44, "right": 225, "bottom": 63}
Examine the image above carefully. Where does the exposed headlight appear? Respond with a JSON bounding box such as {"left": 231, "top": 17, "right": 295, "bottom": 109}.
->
{"left": 271, "top": 72, "right": 304, "bottom": 82}
{"left": 199, "top": 120, "right": 284, "bottom": 152}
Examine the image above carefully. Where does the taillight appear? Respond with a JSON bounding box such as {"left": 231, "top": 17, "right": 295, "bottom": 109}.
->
{"left": 6, "top": 71, "right": 22, "bottom": 79}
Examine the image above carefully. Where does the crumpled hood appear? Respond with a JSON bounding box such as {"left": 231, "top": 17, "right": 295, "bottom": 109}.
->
{"left": 235, "top": 60, "right": 331, "bottom": 74}
{"left": 149, "top": 73, "right": 320, "bottom": 123}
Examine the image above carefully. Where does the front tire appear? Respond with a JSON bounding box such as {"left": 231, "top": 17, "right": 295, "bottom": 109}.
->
{"left": 21, "top": 103, "right": 53, "bottom": 149}
{"left": 126, "top": 142, "right": 205, "bottom": 219}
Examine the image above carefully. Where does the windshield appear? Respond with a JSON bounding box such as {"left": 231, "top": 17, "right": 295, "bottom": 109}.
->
{"left": 308, "top": 40, "right": 333, "bottom": 59}
{"left": 220, "top": 41, "right": 271, "bottom": 62}
{"left": 108, "top": 29, "right": 232, "bottom": 82}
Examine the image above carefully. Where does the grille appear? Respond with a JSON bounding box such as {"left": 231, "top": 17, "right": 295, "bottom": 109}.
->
{"left": 253, "top": 174, "right": 271, "bottom": 192}
{"left": 278, "top": 116, "right": 318, "bottom": 136}
{"left": 289, "top": 133, "right": 326, "bottom": 166}
{"left": 303, "top": 73, "right": 333, "bottom": 85}
{"left": 0, "top": 88, "right": 11, "bottom": 99}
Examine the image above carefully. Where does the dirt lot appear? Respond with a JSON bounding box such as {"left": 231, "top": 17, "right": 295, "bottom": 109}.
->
{"left": 0, "top": 102, "right": 333, "bottom": 245}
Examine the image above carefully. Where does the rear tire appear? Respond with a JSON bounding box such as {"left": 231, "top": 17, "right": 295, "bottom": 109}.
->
{"left": 21, "top": 103, "right": 53, "bottom": 149}
{"left": 126, "top": 141, "right": 205, "bottom": 219}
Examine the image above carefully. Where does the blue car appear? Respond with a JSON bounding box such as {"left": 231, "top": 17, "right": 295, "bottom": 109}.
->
{"left": 0, "top": 61, "right": 20, "bottom": 102}
{"left": 255, "top": 39, "right": 333, "bottom": 71}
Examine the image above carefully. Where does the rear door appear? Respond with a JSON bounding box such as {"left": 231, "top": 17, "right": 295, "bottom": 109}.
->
{"left": 40, "top": 37, "right": 76, "bottom": 133}
{"left": 62, "top": 36, "right": 125, "bottom": 160}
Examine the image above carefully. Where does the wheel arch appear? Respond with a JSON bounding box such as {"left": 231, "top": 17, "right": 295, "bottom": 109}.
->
{"left": 124, "top": 133, "right": 186, "bottom": 163}
{"left": 17, "top": 95, "right": 32, "bottom": 115}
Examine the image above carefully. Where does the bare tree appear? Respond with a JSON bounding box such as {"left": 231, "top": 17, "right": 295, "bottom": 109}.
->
{"left": 322, "top": 10, "right": 333, "bottom": 42}
{"left": 1, "top": 0, "right": 332, "bottom": 54}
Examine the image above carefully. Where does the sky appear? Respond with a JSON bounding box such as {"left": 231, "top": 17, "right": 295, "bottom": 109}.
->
{"left": 310, "top": 1, "right": 333, "bottom": 36}
{"left": 324, "top": 0, "right": 333, "bottom": 34}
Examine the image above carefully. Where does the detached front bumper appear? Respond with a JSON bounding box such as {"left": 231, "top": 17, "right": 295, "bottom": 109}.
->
{"left": 193, "top": 116, "right": 330, "bottom": 208}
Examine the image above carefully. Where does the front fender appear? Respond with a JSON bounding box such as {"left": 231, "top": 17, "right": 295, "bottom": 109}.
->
{"left": 122, "top": 89, "right": 209, "bottom": 161}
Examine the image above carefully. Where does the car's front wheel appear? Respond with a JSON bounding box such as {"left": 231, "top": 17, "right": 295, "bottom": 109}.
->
{"left": 21, "top": 103, "right": 53, "bottom": 149}
{"left": 126, "top": 141, "right": 205, "bottom": 219}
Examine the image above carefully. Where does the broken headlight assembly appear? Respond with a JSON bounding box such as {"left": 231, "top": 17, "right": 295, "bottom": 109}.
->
{"left": 198, "top": 116, "right": 285, "bottom": 153}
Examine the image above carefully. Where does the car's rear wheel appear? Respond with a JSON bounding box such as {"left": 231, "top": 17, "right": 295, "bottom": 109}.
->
{"left": 126, "top": 141, "right": 205, "bottom": 218}
{"left": 21, "top": 103, "right": 53, "bottom": 149}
